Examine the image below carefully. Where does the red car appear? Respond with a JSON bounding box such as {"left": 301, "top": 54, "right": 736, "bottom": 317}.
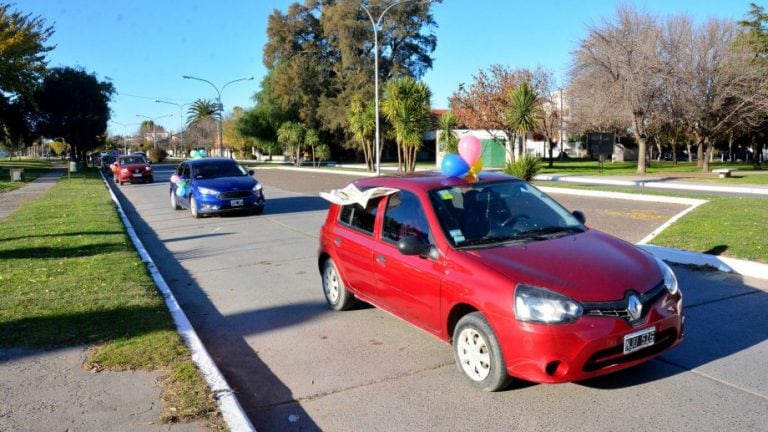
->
{"left": 112, "top": 155, "right": 153, "bottom": 185}
{"left": 318, "top": 172, "right": 683, "bottom": 391}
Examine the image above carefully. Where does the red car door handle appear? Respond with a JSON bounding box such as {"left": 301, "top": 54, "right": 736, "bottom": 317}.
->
{"left": 376, "top": 255, "right": 386, "bottom": 263}
{"left": 334, "top": 237, "right": 342, "bottom": 246}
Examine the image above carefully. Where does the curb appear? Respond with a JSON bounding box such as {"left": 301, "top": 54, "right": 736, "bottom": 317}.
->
{"left": 534, "top": 174, "right": 768, "bottom": 196}
{"left": 639, "top": 244, "right": 768, "bottom": 280}
{"left": 101, "top": 173, "right": 256, "bottom": 432}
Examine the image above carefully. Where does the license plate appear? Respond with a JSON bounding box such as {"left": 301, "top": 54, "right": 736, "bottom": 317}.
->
{"left": 132, "top": 173, "right": 143, "bottom": 177}
{"left": 623, "top": 327, "right": 655, "bottom": 354}
{"left": 231, "top": 199, "right": 244, "bottom": 207}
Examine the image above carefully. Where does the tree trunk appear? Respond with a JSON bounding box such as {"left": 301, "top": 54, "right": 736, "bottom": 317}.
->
{"left": 635, "top": 135, "right": 648, "bottom": 174}
{"left": 670, "top": 137, "right": 678, "bottom": 165}
{"left": 701, "top": 138, "right": 711, "bottom": 172}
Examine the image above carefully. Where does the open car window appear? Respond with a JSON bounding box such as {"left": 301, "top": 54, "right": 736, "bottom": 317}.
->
{"left": 339, "top": 199, "right": 379, "bottom": 235}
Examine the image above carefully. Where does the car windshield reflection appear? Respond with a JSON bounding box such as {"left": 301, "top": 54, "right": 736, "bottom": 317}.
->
{"left": 428, "top": 180, "right": 585, "bottom": 248}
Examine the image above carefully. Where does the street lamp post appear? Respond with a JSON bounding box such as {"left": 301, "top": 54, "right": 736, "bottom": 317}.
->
{"left": 136, "top": 114, "right": 173, "bottom": 151}
{"left": 182, "top": 75, "right": 254, "bottom": 157}
{"left": 361, "top": 0, "right": 425, "bottom": 176}
{"left": 155, "top": 100, "right": 192, "bottom": 158}
{"left": 109, "top": 121, "right": 140, "bottom": 154}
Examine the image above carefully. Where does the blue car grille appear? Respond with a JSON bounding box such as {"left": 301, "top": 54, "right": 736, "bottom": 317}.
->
{"left": 218, "top": 190, "right": 253, "bottom": 199}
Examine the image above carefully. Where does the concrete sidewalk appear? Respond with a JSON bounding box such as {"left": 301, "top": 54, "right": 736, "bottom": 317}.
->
{"left": 0, "top": 168, "right": 65, "bottom": 220}
{"left": 0, "top": 170, "right": 209, "bottom": 432}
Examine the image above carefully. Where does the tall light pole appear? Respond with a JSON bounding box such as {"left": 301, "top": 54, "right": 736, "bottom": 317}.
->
{"left": 136, "top": 114, "right": 173, "bottom": 150}
{"left": 182, "top": 75, "right": 254, "bottom": 157}
{"left": 109, "top": 121, "right": 140, "bottom": 154}
{"left": 361, "top": 0, "right": 425, "bottom": 176}
{"left": 155, "top": 100, "right": 192, "bottom": 157}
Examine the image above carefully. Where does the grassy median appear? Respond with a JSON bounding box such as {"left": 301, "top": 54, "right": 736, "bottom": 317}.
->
{"left": 0, "top": 171, "right": 224, "bottom": 429}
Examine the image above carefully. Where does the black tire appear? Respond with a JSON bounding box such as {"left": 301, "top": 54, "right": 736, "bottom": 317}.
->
{"left": 453, "top": 312, "right": 511, "bottom": 391}
{"left": 322, "top": 258, "right": 355, "bottom": 311}
{"left": 190, "top": 195, "right": 201, "bottom": 219}
{"left": 170, "top": 190, "right": 181, "bottom": 210}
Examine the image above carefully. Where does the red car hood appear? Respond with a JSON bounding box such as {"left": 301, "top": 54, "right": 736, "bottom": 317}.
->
{"left": 461, "top": 230, "right": 661, "bottom": 302}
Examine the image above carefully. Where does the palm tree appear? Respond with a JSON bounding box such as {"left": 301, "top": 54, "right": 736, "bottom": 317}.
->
{"left": 186, "top": 99, "right": 220, "bottom": 127}
{"left": 347, "top": 96, "right": 376, "bottom": 171}
{"left": 438, "top": 110, "right": 459, "bottom": 154}
{"left": 186, "top": 99, "right": 220, "bottom": 156}
{"left": 304, "top": 128, "right": 320, "bottom": 167}
{"left": 381, "top": 77, "right": 432, "bottom": 172}
{"left": 277, "top": 121, "right": 305, "bottom": 167}
{"left": 507, "top": 81, "right": 543, "bottom": 158}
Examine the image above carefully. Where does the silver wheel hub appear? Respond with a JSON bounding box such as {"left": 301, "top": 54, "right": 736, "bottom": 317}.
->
{"left": 324, "top": 266, "right": 339, "bottom": 303}
{"left": 457, "top": 328, "right": 491, "bottom": 381}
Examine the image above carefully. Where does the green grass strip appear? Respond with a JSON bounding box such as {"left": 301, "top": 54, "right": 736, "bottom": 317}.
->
{"left": 0, "top": 172, "right": 224, "bottom": 429}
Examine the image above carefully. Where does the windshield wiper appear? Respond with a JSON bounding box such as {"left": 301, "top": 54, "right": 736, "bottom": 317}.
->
{"left": 513, "top": 226, "right": 584, "bottom": 240}
{"left": 456, "top": 235, "right": 527, "bottom": 249}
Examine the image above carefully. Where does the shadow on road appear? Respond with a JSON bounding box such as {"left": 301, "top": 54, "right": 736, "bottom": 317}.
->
{"left": 110, "top": 178, "right": 324, "bottom": 431}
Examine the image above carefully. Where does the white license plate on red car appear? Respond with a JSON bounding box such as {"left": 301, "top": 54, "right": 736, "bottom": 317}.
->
{"left": 132, "top": 173, "right": 143, "bottom": 177}
{"left": 623, "top": 327, "right": 655, "bottom": 354}
{"left": 231, "top": 199, "right": 244, "bottom": 207}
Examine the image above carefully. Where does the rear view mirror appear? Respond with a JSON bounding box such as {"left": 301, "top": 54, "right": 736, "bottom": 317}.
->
{"left": 398, "top": 236, "right": 439, "bottom": 260}
{"left": 572, "top": 210, "right": 586, "bottom": 224}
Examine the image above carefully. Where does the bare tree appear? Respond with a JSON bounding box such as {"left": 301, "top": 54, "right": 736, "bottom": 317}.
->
{"left": 570, "top": 4, "right": 664, "bottom": 173}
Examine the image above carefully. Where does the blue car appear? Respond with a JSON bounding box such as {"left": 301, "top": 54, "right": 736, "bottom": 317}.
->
{"left": 170, "top": 158, "right": 265, "bottom": 218}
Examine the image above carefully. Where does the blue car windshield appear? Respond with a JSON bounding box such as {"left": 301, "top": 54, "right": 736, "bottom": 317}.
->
{"left": 193, "top": 163, "right": 247, "bottom": 179}
{"left": 428, "top": 180, "right": 585, "bottom": 248}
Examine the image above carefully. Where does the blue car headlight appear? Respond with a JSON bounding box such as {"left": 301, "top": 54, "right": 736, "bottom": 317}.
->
{"left": 198, "top": 186, "right": 218, "bottom": 196}
{"left": 252, "top": 182, "right": 263, "bottom": 192}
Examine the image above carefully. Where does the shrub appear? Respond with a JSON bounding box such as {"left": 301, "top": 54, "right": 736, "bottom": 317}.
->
{"left": 148, "top": 148, "right": 168, "bottom": 163}
{"left": 505, "top": 153, "right": 541, "bottom": 182}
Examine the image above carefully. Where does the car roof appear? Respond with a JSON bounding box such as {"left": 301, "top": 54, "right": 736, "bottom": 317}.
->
{"left": 352, "top": 171, "right": 519, "bottom": 192}
{"left": 183, "top": 157, "right": 238, "bottom": 166}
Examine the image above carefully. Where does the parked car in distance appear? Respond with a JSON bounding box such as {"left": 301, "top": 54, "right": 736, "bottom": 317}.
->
{"left": 318, "top": 172, "right": 684, "bottom": 391}
{"left": 112, "top": 155, "right": 153, "bottom": 185}
{"left": 170, "top": 157, "right": 265, "bottom": 218}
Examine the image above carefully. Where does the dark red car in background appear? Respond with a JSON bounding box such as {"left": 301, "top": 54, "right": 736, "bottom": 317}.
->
{"left": 318, "top": 172, "right": 684, "bottom": 391}
{"left": 112, "top": 154, "right": 153, "bottom": 185}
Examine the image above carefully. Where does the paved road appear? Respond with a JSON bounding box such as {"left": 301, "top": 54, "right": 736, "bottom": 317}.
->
{"left": 114, "top": 166, "right": 768, "bottom": 432}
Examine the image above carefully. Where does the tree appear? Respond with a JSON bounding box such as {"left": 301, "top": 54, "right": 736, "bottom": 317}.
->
{"left": 315, "top": 143, "right": 331, "bottom": 166}
{"left": 347, "top": 95, "right": 376, "bottom": 171}
{"left": 304, "top": 128, "right": 320, "bottom": 167}
{"left": 450, "top": 65, "right": 553, "bottom": 163}
{"left": 381, "top": 76, "right": 432, "bottom": 172}
{"left": 570, "top": 5, "right": 664, "bottom": 174}
{"left": 507, "top": 81, "right": 543, "bottom": 156}
{"left": 33, "top": 67, "right": 114, "bottom": 162}
{"left": 223, "top": 107, "right": 254, "bottom": 159}
{"left": 0, "top": 3, "right": 54, "bottom": 98}
{"left": 261, "top": 0, "right": 440, "bottom": 162}
{"left": 277, "top": 121, "right": 306, "bottom": 167}
{"left": 437, "top": 110, "right": 459, "bottom": 154}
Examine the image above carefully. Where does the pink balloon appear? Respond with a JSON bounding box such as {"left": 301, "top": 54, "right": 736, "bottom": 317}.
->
{"left": 170, "top": 174, "right": 180, "bottom": 184}
{"left": 458, "top": 135, "right": 482, "bottom": 165}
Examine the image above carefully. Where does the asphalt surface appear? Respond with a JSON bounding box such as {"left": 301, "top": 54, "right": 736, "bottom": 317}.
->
{"left": 2, "top": 166, "right": 767, "bottom": 431}
{"left": 123, "top": 166, "right": 768, "bottom": 431}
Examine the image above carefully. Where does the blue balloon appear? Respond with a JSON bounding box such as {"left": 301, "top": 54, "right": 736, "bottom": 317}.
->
{"left": 441, "top": 153, "right": 470, "bottom": 177}
{"left": 199, "top": 149, "right": 206, "bottom": 157}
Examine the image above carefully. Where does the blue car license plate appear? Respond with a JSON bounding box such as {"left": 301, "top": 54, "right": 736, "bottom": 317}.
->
{"left": 623, "top": 327, "right": 655, "bottom": 354}
{"left": 231, "top": 199, "right": 244, "bottom": 207}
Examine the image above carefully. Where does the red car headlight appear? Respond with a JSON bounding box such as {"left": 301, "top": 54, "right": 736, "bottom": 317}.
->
{"left": 515, "top": 284, "right": 583, "bottom": 324}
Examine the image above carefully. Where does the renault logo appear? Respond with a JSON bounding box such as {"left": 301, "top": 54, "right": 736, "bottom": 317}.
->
{"left": 627, "top": 294, "right": 642, "bottom": 321}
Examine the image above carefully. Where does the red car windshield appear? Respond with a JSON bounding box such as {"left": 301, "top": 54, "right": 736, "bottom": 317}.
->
{"left": 428, "top": 180, "right": 584, "bottom": 248}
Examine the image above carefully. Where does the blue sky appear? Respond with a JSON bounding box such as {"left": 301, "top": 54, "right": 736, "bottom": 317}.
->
{"left": 18, "top": 0, "right": 749, "bottom": 135}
